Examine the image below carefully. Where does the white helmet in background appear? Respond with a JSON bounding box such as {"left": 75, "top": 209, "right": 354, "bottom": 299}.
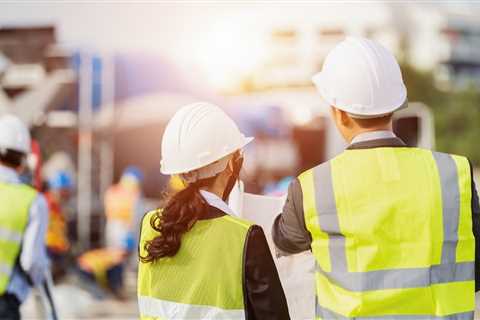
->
{"left": 161, "top": 102, "right": 253, "bottom": 182}
{"left": 312, "top": 36, "right": 407, "bottom": 119}
{"left": 0, "top": 114, "right": 31, "bottom": 154}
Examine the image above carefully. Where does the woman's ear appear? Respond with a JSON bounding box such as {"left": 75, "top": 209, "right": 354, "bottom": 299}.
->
{"left": 339, "top": 109, "right": 353, "bottom": 128}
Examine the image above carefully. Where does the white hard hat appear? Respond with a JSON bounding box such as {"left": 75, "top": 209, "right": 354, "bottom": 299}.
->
{"left": 0, "top": 114, "right": 31, "bottom": 154}
{"left": 312, "top": 36, "right": 407, "bottom": 119}
{"left": 160, "top": 102, "right": 253, "bottom": 176}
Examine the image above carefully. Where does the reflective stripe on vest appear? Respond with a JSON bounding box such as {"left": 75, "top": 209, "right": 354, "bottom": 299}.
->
{"left": 316, "top": 304, "right": 474, "bottom": 320}
{"left": 0, "top": 262, "right": 10, "bottom": 275}
{"left": 138, "top": 295, "right": 245, "bottom": 319}
{"left": 0, "top": 182, "right": 37, "bottom": 294}
{"left": 0, "top": 227, "right": 22, "bottom": 281}
{"left": 300, "top": 148, "right": 475, "bottom": 319}
{"left": 138, "top": 211, "right": 251, "bottom": 320}
{"left": 0, "top": 227, "right": 23, "bottom": 243}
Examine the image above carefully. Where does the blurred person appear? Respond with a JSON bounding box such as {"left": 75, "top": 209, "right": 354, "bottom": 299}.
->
{"left": 273, "top": 37, "right": 479, "bottom": 319}
{"left": 0, "top": 115, "right": 49, "bottom": 320}
{"left": 104, "top": 166, "right": 144, "bottom": 251}
{"left": 44, "top": 170, "right": 73, "bottom": 280}
{"left": 138, "top": 102, "right": 289, "bottom": 319}
{"left": 28, "top": 141, "right": 42, "bottom": 191}
{"left": 77, "top": 247, "right": 129, "bottom": 300}
{"left": 263, "top": 176, "right": 293, "bottom": 197}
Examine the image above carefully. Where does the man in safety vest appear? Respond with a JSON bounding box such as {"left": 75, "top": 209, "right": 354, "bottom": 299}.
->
{"left": 0, "top": 115, "right": 49, "bottom": 320}
{"left": 272, "top": 37, "right": 479, "bottom": 319}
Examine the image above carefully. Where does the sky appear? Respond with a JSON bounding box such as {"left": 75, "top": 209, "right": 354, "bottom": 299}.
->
{"left": 0, "top": 3, "right": 395, "bottom": 51}
{"left": 1, "top": 2, "right": 478, "bottom": 90}
{"left": 0, "top": 2, "right": 394, "bottom": 86}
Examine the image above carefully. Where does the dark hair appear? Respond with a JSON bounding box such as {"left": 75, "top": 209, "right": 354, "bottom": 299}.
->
{"left": 0, "top": 149, "right": 25, "bottom": 168}
{"left": 140, "top": 180, "right": 211, "bottom": 263}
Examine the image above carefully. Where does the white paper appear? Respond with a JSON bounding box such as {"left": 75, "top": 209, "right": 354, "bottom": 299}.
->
{"left": 240, "top": 192, "right": 315, "bottom": 320}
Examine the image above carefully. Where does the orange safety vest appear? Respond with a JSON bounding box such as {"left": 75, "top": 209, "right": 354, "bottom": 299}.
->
{"left": 45, "top": 192, "right": 69, "bottom": 253}
{"left": 104, "top": 183, "right": 139, "bottom": 225}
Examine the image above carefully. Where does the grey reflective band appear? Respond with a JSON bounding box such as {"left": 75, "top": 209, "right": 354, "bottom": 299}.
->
{"left": 313, "top": 161, "right": 347, "bottom": 272}
{"left": 316, "top": 303, "right": 474, "bottom": 320}
{"left": 316, "top": 261, "right": 474, "bottom": 292}
{"left": 0, "top": 227, "right": 22, "bottom": 244}
{"left": 312, "top": 154, "right": 470, "bottom": 288}
{"left": 432, "top": 152, "right": 460, "bottom": 264}
{"left": 0, "top": 262, "right": 11, "bottom": 276}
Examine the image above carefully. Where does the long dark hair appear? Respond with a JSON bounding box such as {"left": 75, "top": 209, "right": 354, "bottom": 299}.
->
{"left": 139, "top": 180, "right": 210, "bottom": 263}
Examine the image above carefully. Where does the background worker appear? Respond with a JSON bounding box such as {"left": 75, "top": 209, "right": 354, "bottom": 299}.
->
{"left": 138, "top": 102, "right": 289, "bottom": 320}
{"left": 44, "top": 170, "right": 73, "bottom": 280}
{"left": 104, "top": 166, "right": 144, "bottom": 251}
{"left": 272, "top": 37, "right": 480, "bottom": 319}
{"left": 77, "top": 247, "right": 129, "bottom": 300}
{"left": 0, "top": 115, "right": 49, "bottom": 320}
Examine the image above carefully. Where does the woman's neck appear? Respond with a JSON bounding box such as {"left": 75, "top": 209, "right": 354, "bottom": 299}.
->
{"left": 201, "top": 174, "right": 228, "bottom": 199}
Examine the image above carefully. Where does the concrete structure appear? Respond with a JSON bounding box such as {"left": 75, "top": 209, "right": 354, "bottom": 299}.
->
{"left": 252, "top": 2, "right": 480, "bottom": 91}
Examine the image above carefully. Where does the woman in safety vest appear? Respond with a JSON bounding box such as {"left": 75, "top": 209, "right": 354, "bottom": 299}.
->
{"left": 137, "top": 102, "right": 290, "bottom": 320}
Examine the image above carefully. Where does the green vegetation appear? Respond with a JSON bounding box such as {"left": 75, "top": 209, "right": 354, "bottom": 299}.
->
{"left": 402, "top": 64, "right": 480, "bottom": 166}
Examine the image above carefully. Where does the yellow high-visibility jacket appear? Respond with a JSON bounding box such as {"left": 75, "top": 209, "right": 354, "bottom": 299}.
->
{"left": 299, "top": 148, "right": 475, "bottom": 319}
{"left": 138, "top": 210, "right": 252, "bottom": 320}
{"left": 0, "top": 182, "right": 37, "bottom": 294}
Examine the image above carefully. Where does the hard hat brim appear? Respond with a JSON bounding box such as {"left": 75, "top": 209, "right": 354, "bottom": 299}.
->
{"left": 346, "top": 99, "right": 408, "bottom": 119}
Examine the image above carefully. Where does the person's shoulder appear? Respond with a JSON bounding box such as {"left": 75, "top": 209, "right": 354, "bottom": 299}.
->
{"left": 221, "top": 214, "right": 253, "bottom": 230}
{"left": 429, "top": 149, "right": 471, "bottom": 167}
{"left": 139, "top": 209, "right": 162, "bottom": 240}
{"left": 12, "top": 182, "right": 37, "bottom": 195}
{"left": 297, "top": 159, "right": 333, "bottom": 185}
{"left": 9, "top": 183, "right": 39, "bottom": 207}
{"left": 141, "top": 209, "right": 161, "bottom": 227}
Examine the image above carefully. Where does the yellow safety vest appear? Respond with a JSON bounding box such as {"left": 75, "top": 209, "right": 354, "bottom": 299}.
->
{"left": 299, "top": 148, "right": 475, "bottom": 319}
{"left": 0, "top": 182, "right": 37, "bottom": 294}
{"left": 78, "top": 248, "right": 126, "bottom": 287}
{"left": 138, "top": 210, "right": 252, "bottom": 320}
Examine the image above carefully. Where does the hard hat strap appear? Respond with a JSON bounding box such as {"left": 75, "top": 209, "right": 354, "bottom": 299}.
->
{"left": 181, "top": 156, "right": 231, "bottom": 184}
{"left": 222, "top": 153, "right": 243, "bottom": 202}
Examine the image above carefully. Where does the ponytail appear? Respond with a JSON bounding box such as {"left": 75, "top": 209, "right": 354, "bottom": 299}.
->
{"left": 140, "top": 182, "right": 209, "bottom": 263}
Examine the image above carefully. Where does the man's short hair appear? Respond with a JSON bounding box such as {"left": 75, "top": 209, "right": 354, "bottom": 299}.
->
{"left": 351, "top": 113, "right": 393, "bottom": 129}
{"left": 0, "top": 149, "right": 26, "bottom": 168}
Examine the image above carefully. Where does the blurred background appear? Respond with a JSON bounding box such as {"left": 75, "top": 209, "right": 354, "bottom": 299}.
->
{"left": 0, "top": 2, "right": 479, "bottom": 318}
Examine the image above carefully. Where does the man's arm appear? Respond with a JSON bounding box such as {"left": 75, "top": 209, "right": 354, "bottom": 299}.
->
{"left": 20, "top": 194, "right": 49, "bottom": 286}
{"left": 271, "top": 178, "right": 311, "bottom": 256}
{"left": 470, "top": 162, "right": 480, "bottom": 292}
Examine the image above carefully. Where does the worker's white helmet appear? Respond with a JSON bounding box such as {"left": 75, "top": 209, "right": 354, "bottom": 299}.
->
{"left": 312, "top": 36, "right": 407, "bottom": 119}
{"left": 0, "top": 114, "right": 31, "bottom": 154}
{"left": 161, "top": 102, "right": 253, "bottom": 180}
